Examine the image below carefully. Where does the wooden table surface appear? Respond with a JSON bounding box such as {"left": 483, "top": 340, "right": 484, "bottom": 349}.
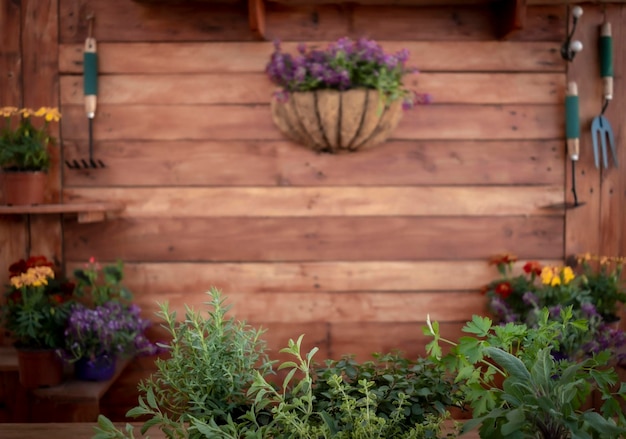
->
{"left": 0, "top": 420, "right": 478, "bottom": 438}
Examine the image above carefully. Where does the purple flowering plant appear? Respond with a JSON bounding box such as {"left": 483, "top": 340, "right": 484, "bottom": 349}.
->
{"left": 483, "top": 253, "right": 626, "bottom": 362}
{"left": 63, "top": 258, "right": 157, "bottom": 363}
{"left": 266, "top": 37, "right": 430, "bottom": 109}
{"left": 64, "top": 301, "right": 156, "bottom": 363}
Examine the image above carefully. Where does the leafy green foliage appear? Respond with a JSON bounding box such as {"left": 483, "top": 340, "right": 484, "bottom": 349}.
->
{"left": 312, "top": 352, "right": 464, "bottom": 430}
{"left": 96, "top": 288, "right": 274, "bottom": 439}
{"left": 232, "top": 335, "right": 458, "bottom": 439}
{"left": 72, "top": 258, "right": 133, "bottom": 306}
{"left": 0, "top": 107, "right": 60, "bottom": 171}
{"left": 425, "top": 308, "right": 626, "bottom": 439}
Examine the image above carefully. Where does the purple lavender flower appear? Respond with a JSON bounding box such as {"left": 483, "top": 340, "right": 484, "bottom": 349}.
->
{"left": 64, "top": 301, "right": 157, "bottom": 362}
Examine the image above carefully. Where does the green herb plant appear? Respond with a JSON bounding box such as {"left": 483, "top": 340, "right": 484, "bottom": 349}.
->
{"left": 424, "top": 307, "right": 626, "bottom": 439}
{"left": 191, "top": 335, "right": 458, "bottom": 439}
{"left": 313, "top": 352, "right": 464, "bottom": 430}
{"left": 94, "top": 288, "right": 274, "bottom": 439}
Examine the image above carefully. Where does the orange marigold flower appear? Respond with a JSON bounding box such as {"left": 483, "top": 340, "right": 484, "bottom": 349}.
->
{"left": 495, "top": 281, "right": 513, "bottom": 299}
{"left": 523, "top": 261, "right": 542, "bottom": 276}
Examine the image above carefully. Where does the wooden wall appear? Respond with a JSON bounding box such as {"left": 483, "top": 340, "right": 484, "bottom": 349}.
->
{"left": 2, "top": 0, "right": 626, "bottom": 422}
{"left": 58, "top": 1, "right": 568, "bottom": 368}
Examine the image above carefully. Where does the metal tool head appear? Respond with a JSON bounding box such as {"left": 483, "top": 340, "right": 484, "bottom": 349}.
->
{"left": 591, "top": 115, "right": 618, "bottom": 169}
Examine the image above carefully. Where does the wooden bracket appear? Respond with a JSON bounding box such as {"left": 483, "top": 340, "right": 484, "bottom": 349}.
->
{"left": 493, "top": 0, "right": 527, "bottom": 40}
{"left": 248, "top": 0, "right": 266, "bottom": 40}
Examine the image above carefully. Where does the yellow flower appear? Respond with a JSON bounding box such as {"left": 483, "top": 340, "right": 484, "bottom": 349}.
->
{"left": 19, "top": 108, "right": 33, "bottom": 118}
{"left": 34, "top": 107, "right": 47, "bottom": 117}
{"left": 1, "top": 107, "right": 18, "bottom": 117}
{"left": 10, "top": 276, "right": 23, "bottom": 289}
{"left": 562, "top": 266, "right": 575, "bottom": 285}
{"left": 540, "top": 266, "right": 554, "bottom": 285}
{"left": 44, "top": 108, "right": 61, "bottom": 122}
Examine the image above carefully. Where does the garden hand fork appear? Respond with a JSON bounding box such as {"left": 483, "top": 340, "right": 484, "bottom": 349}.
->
{"left": 591, "top": 21, "right": 618, "bottom": 169}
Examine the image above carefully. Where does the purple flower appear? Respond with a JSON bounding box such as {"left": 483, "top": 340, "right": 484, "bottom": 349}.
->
{"left": 265, "top": 37, "right": 427, "bottom": 109}
{"left": 581, "top": 302, "right": 599, "bottom": 318}
{"left": 522, "top": 291, "right": 539, "bottom": 307}
{"left": 64, "top": 300, "right": 157, "bottom": 361}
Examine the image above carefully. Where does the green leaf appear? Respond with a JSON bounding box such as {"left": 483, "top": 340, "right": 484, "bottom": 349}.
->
{"left": 484, "top": 347, "right": 531, "bottom": 382}
{"left": 501, "top": 408, "right": 525, "bottom": 436}
{"left": 463, "top": 315, "right": 493, "bottom": 337}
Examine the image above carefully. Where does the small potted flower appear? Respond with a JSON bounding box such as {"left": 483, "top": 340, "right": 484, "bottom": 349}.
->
{"left": 63, "top": 257, "right": 157, "bottom": 381}
{"left": 0, "top": 106, "right": 61, "bottom": 205}
{"left": 0, "top": 256, "right": 75, "bottom": 388}
{"left": 266, "top": 37, "right": 430, "bottom": 153}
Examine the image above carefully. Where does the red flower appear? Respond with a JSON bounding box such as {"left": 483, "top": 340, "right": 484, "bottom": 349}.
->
{"left": 49, "top": 294, "right": 64, "bottom": 304}
{"left": 8, "top": 259, "right": 28, "bottom": 276}
{"left": 489, "top": 254, "right": 518, "bottom": 266}
{"left": 495, "top": 282, "right": 513, "bottom": 299}
{"left": 26, "top": 255, "right": 53, "bottom": 269}
{"left": 523, "top": 261, "right": 542, "bottom": 276}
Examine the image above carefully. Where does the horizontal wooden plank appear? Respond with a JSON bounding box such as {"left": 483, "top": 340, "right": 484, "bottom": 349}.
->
{"left": 58, "top": 41, "right": 564, "bottom": 74}
{"left": 63, "top": 216, "right": 564, "bottom": 262}
{"left": 88, "top": 289, "right": 487, "bottom": 323}
{"left": 66, "top": 260, "right": 561, "bottom": 295}
{"left": 59, "top": 73, "right": 565, "bottom": 105}
{"left": 59, "top": 1, "right": 565, "bottom": 43}
{"left": 63, "top": 186, "right": 565, "bottom": 217}
{"left": 59, "top": 104, "right": 563, "bottom": 141}
{"left": 59, "top": 0, "right": 254, "bottom": 43}
{"left": 62, "top": 139, "right": 564, "bottom": 187}
{"left": 329, "top": 322, "right": 468, "bottom": 360}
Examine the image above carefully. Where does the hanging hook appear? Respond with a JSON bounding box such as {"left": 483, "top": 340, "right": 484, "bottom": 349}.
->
{"left": 86, "top": 13, "right": 95, "bottom": 39}
{"left": 561, "top": 5, "right": 584, "bottom": 62}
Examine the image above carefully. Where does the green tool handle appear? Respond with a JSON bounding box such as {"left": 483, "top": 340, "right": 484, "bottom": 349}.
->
{"left": 565, "top": 82, "right": 580, "bottom": 161}
{"left": 84, "top": 37, "right": 98, "bottom": 118}
{"left": 600, "top": 22, "right": 613, "bottom": 100}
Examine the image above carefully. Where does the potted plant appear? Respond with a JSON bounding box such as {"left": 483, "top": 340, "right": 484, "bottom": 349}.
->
{"left": 266, "top": 37, "right": 430, "bottom": 153}
{"left": 482, "top": 254, "right": 626, "bottom": 362}
{"left": 63, "top": 257, "right": 157, "bottom": 381}
{"left": 425, "top": 309, "right": 626, "bottom": 438}
{"left": 0, "top": 106, "right": 61, "bottom": 205}
{"left": 0, "top": 256, "right": 75, "bottom": 388}
{"left": 64, "top": 300, "right": 156, "bottom": 381}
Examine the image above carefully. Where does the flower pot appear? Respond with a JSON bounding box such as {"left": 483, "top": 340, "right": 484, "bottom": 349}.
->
{"left": 1, "top": 170, "right": 47, "bottom": 205}
{"left": 74, "top": 355, "right": 116, "bottom": 381}
{"left": 16, "top": 348, "right": 64, "bottom": 389}
{"left": 271, "top": 89, "right": 403, "bottom": 154}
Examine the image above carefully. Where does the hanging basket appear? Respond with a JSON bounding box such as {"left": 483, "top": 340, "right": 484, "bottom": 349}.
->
{"left": 271, "top": 89, "right": 403, "bottom": 154}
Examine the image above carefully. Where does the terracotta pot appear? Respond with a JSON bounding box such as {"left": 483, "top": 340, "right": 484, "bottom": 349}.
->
{"left": 16, "top": 348, "right": 64, "bottom": 389}
{"left": 1, "top": 170, "right": 47, "bottom": 205}
{"left": 271, "top": 89, "right": 403, "bottom": 154}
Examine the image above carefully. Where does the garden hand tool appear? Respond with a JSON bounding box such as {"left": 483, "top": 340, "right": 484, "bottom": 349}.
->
{"left": 545, "top": 82, "right": 585, "bottom": 209}
{"left": 66, "top": 15, "right": 105, "bottom": 170}
{"left": 591, "top": 21, "right": 618, "bottom": 169}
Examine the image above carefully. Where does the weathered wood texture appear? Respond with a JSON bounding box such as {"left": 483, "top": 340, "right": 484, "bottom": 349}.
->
{"left": 0, "top": 0, "right": 63, "bottom": 349}
{"left": 54, "top": 6, "right": 570, "bottom": 415}
{"left": 564, "top": 4, "right": 626, "bottom": 264}
{"left": 3, "top": 0, "right": 609, "bottom": 422}
{"left": 0, "top": 0, "right": 25, "bottom": 346}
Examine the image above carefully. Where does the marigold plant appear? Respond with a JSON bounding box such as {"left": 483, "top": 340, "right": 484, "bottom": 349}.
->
{"left": 482, "top": 253, "right": 626, "bottom": 361}
{"left": 0, "top": 106, "right": 61, "bottom": 171}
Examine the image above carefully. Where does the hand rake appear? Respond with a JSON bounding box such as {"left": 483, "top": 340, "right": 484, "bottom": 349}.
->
{"left": 65, "top": 14, "right": 105, "bottom": 170}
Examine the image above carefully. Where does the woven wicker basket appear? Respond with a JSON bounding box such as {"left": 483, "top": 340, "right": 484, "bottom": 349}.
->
{"left": 271, "top": 89, "right": 402, "bottom": 154}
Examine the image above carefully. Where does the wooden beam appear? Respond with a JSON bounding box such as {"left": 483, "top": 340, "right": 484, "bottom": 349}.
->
{"left": 493, "top": 0, "right": 527, "bottom": 40}
{"left": 248, "top": 0, "right": 266, "bottom": 40}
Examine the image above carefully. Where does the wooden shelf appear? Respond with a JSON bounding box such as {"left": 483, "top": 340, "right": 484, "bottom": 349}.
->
{"left": 0, "top": 202, "right": 124, "bottom": 223}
